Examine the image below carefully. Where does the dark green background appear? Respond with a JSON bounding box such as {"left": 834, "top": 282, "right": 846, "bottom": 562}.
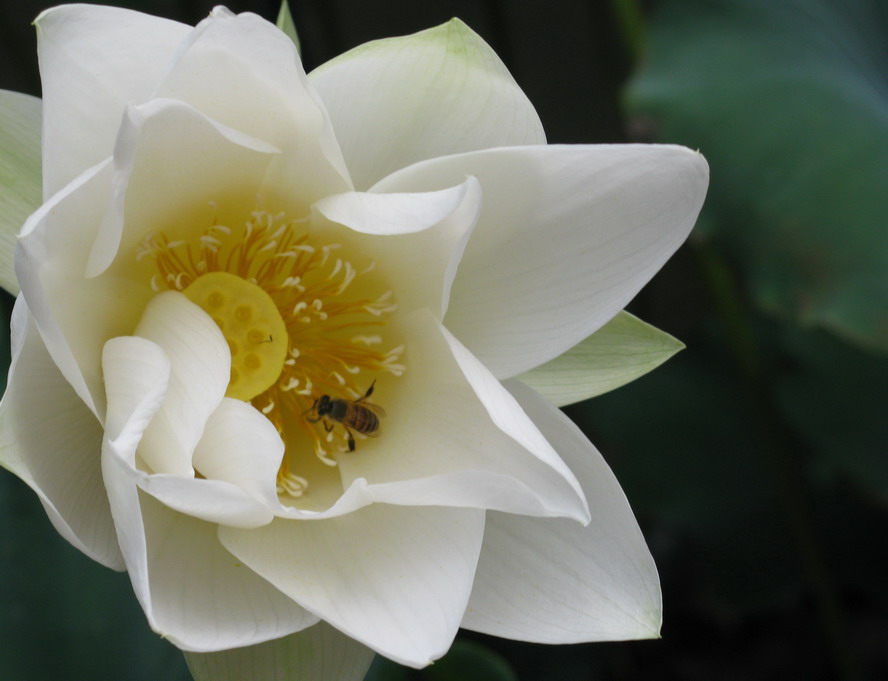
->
{"left": 2, "top": 1, "right": 886, "bottom": 679}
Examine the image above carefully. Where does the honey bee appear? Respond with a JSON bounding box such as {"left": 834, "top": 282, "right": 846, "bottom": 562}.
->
{"left": 307, "top": 380, "right": 385, "bottom": 452}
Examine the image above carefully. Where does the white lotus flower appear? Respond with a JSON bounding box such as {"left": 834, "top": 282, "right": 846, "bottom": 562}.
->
{"left": 0, "top": 4, "right": 708, "bottom": 680}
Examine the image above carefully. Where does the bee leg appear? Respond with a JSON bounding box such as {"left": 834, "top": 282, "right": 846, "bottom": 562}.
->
{"left": 323, "top": 420, "right": 334, "bottom": 433}
{"left": 358, "top": 380, "right": 376, "bottom": 403}
{"left": 345, "top": 427, "right": 356, "bottom": 452}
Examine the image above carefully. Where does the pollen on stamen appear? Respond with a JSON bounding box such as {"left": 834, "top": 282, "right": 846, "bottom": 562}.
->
{"left": 282, "top": 276, "right": 302, "bottom": 288}
{"left": 336, "top": 262, "right": 357, "bottom": 295}
{"left": 352, "top": 335, "right": 383, "bottom": 346}
{"left": 277, "top": 471, "right": 308, "bottom": 497}
{"left": 364, "top": 290, "right": 397, "bottom": 316}
{"left": 258, "top": 240, "right": 278, "bottom": 254}
{"left": 319, "top": 244, "right": 340, "bottom": 267}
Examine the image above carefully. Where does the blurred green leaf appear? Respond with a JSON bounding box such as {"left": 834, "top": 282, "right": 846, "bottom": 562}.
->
{"left": 775, "top": 326, "right": 888, "bottom": 501}
{"left": 0, "top": 471, "right": 191, "bottom": 681}
{"left": 421, "top": 640, "right": 516, "bottom": 681}
{"left": 570, "top": 349, "right": 801, "bottom": 611}
{"left": 366, "top": 639, "right": 516, "bottom": 681}
{"left": 0, "top": 292, "right": 13, "bottom": 393}
{"left": 628, "top": 0, "right": 888, "bottom": 353}
{"left": 365, "top": 656, "right": 410, "bottom": 681}
{"left": 571, "top": 351, "right": 774, "bottom": 530}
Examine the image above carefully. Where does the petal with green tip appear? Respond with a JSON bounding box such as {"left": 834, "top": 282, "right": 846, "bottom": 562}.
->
{"left": 309, "top": 19, "right": 545, "bottom": 190}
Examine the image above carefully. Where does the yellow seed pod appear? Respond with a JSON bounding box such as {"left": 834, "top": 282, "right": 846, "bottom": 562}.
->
{"left": 183, "top": 271, "right": 288, "bottom": 401}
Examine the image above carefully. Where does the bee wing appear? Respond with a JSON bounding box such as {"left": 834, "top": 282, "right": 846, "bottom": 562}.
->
{"left": 361, "top": 402, "right": 386, "bottom": 418}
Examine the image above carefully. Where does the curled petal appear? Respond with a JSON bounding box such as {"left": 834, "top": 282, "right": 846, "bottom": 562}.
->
{"left": 103, "top": 335, "right": 267, "bottom": 528}
{"left": 461, "top": 380, "right": 661, "bottom": 642}
{"left": 192, "top": 398, "right": 284, "bottom": 512}
{"left": 134, "top": 292, "right": 230, "bottom": 476}
{"left": 102, "top": 336, "right": 316, "bottom": 651}
{"left": 17, "top": 158, "right": 117, "bottom": 417}
{"left": 315, "top": 177, "right": 481, "bottom": 317}
{"left": 0, "top": 297, "right": 120, "bottom": 569}
{"left": 374, "top": 144, "right": 709, "bottom": 378}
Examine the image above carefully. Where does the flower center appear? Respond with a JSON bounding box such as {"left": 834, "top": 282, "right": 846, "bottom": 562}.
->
{"left": 139, "top": 208, "right": 405, "bottom": 498}
{"left": 183, "top": 271, "right": 288, "bottom": 401}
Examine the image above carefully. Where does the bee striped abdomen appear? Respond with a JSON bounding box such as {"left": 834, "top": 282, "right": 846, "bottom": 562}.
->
{"left": 351, "top": 405, "right": 380, "bottom": 434}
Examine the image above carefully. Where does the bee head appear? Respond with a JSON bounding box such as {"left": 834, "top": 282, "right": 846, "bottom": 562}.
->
{"left": 315, "top": 394, "right": 333, "bottom": 416}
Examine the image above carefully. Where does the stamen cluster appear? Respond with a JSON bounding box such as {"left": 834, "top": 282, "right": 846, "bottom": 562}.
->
{"left": 138, "top": 208, "right": 405, "bottom": 496}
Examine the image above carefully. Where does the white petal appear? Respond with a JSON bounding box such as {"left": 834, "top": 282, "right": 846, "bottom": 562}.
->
{"left": 0, "top": 90, "right": 42, "bottom": 294}
{"left": 516, "top": 311, "right": 685, "bottom": 406}
{"left": 104, "top": 338, "right": 271, "bottom": 529}
{"left": 338, "top": 309, "right": 589, "bottom": 521}
{"left": 461, "top": 379, "right": 661, "bottom": 642}
{"left": 374, "top": 144, "right": 709, "bottom": 378}
{"left": 35, "top": 4, "right": 190, "bottom": 197}
{"left": 87, "top": 97, "right": 279, "bottom": 278}
{"left": 314, "top": 177, "right": 481, "bottom": 316}
{"left": 134, "top": 292, "right": 230, "bottom": 476}
{"left": 102, "top": 335, "right": 170, "bottom": 454}
{"left": 16, "top": 159, "right": 118, "bottom": 417}
{"left": 157, "top": 9, "right": 351, "bottom": 201}
{"left": 220, "top": 505, "right": 485, "bottom": 667}
{"left": 0, "top": 297, "right": 121, "bottom": 569}
{"left": 185, "top": 621, "right": 374, "bottom": 681}
{"left": 310, "top": 19, "right": 545, "bottom": 189}
{"left": 101, "top": 335, "right": 172, "bottom": 609}
{"left": 138, "top": 493, "right": 317, "bottom": 651}
{"left": 192, "top": 398, "right": 284, "bottom": 511}
{"left": 314, "top": 180, "right": 474, "bottom": 236}
{"left": 102, "top": 337, "right": 315, "bottom": 650}
{"left": 139, "top": 475, "right": 274, "bottom": 529}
